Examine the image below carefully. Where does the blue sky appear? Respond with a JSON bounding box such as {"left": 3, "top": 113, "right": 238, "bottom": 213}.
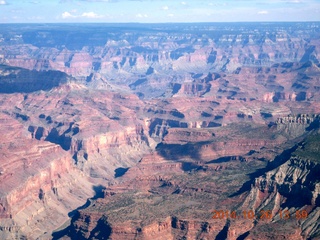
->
{"left": 0, "top": 0, "right": 319, "bottom": 23}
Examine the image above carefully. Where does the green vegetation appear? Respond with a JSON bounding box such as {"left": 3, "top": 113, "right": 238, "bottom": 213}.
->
{"left": 81, "top": 158, "right": 267, "bottom": 227}
{"left": 293, "top": 134, "right": 320, "bottom": 163}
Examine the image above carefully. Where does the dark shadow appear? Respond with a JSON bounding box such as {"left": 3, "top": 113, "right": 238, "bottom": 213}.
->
{"left": 215, "top": 220, "right": 229, "bottom": 240}
{"left": 156, "top": 142, "right": 211, "bottom": 161}
{"left": 207, "top": 156, "right": 246, "bottom": 164}
{"left": 52, "top": 224, "right": 72, "bottom": 240}
{"left": 201, "top": 112, "right": 212, "bottom": 117}
{"left": 146, "top": 66, "right": 154, "bottom": 75}
{"left": 247, "top": 150, "right": 257, "bottom": 155}
{"left": 88, "top": 218, "right": 112, "bottom": 240}
{"left": 172, "top": 83, "right": 181, "bottom": 94}
{"left": 279, "top": 183, "right": 313, "bottom": 209}
{"left": 171, "top": 216, "right": 178, "bottom": 228}
{"left": 207, "top": 51, "right": 217, "bottom": 64}
{"left": 86, "top": 73, "right": 93, "bottom": 82}
{"left": 237, "top": 231, "right": 250, "bottom": 240}
{"left": 207, "top": 122, "right": 222, "bottom": 127}
{"left": 0, "top": 64, "right": 68, "bottom": 93}
{"left": 92, "top": 185, "right": 106, "bottom": 200}
{"left": 15, "top": 113, "right": 29, "bottom": 121}
{"left": 300, "top": 46, "right": 315, "bottom": 63}
{"left": 306, "top": 118, "right": 320, "bottom": 131}
{"left": 260, "top": 112, "right": 273, "bottom": 118}
{"left": 181, "top": 162, "right": 203, "bottom": 172}
{"left": 114, "top": 167, "right": 129, "bottom": 178}
{"left": 296, "top": 92, "right": 307, "bottom": 101}
{"left": 68, "top": 200, "right": 91, "bottom": 218}
{"left": 229, "top": 144, "right": 298, "bottom": 197}
{"left": 170, "top": 109, "right": 185, "bottom": 119}
{"left": 67, "top": 185, "right": 105, "bottom": 217}
{"left": 35, "top": 127, "right": 45, "bottom": 140}
{"left": 45, "top": 128, "right": 72, "bottom": 151}
{"left": 129, "top": 78, "right": 147, "bottom": 89}
{"left": 52, "top": 184, "right": 106, "bottom": 239}
{"left": 214, "top": 115, "right": 223, "bottom": 120}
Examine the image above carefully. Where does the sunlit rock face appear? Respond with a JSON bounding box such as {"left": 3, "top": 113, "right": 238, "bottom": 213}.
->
{"left": 1, "top": 22, "right": 319, "bottom": 99}
{"left": 0, "top": 22, "right": 320, "bottom": 239}
{"left": 0, "top": 85, "right": 154, "bottom": 239}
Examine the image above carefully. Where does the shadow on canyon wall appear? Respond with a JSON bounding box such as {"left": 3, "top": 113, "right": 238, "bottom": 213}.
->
{"left": 156, "top": 142, "right": 211, "bottom": 161}
{"left": 52, "top": 185, "right": 106, "bottom": 240}
{"left": 229, "top": 145, "right": 298, "bottom": 198}
{"left": 0, "top": 65, "right": 69, "bottom": 93}
{"left": 114, "top": 167, "right": 129, "bottom": 178}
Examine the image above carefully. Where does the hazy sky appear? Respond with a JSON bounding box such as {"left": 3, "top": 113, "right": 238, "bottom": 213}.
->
{"left": 0, "top": 0, "right": 319, "bottom": 23}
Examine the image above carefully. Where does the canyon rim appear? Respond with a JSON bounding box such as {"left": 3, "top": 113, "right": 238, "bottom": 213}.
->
{"left": 0, "top": 22, "right": 319, "bottom": 239}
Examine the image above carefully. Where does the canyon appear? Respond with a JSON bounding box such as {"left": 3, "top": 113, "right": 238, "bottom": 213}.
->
{"left": 0, "top": 22, "right": 319, "bottom": 239}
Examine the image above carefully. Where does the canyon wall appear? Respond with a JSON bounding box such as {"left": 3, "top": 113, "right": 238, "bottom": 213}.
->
{"left": 1, "top": 23, "right": 319, "bottom": 99}
{"left": 0, "top": 23, "right": 319, "bottom": 239}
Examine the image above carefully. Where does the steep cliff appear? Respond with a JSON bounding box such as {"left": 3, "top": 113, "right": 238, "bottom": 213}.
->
{"left": 1, "top": 23, "right": 319, "bottom": 99}
{"left": 55, "top": 123, "right": 320, "bottom": 240}
{"left": 0, "top": 84, "right": 154, "bottom": 239}
{"left": 241, "top": 133, "right": 320, "bottom": 239}
{"left": 0, "top": 64, "right": 70, "bottom": 93}
{"left": 0, "top": 111, "right": 95, "bottom": 239}
{"left": 0, "top": 22, "right": 319, "bottom": 239}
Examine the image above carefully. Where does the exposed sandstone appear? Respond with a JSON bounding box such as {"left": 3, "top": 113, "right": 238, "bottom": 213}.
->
{"left": 0, "top": 84, "right": 155, "bottom": 238}
{"left": 0, "top": 22, "right": 320, "bottom": 239}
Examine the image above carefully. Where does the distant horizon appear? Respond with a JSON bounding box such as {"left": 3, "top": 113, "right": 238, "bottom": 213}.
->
{"left": 1, "top": 0, "right": 319, "bottom": 23}
{"left": 1, "top": 20, "right": 320, "bottom": 25}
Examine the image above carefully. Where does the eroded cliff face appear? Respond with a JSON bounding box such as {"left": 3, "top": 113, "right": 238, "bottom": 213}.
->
{"left": 0, "top": 85, "right": 155, "bottom": 239}
{"left": 0, "top": 64, "right": 70, "bottom": 93}
{"left": 68, "top": 214, "right": 233, "bottom": 240}
{"left": 241, "top": 134, "right": 320, "bottom": 239}
{"left": 58, "top": 129, "right": 320, "bottom": 239}
{"left": 55, "top": 151, "right": 236, "bottom": 240}
{"left": 1, "top": 82, "right": 318, "bottom": 238}
{"left": 2, "top": 24, "right": 319, "bottom": 76}
{"left": 275, "top": 114, "right": 320, "bottom": 139}
{"left": 1, "top": 23, "right": 319, "bottom": 99}
{"left": 247, "top": 157, "right": 320, "bottom": 208}
{"left": 0, "top": 23, "right": 320, "bottom": 239}
{"left": 0, "top": 112, "right": 95, "bottom": 239}
{"left": 4, "top": 84, "right": 154, "bottom": 174}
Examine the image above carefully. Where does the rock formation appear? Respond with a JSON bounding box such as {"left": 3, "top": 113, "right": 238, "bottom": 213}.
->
{"left": 0, "top": 22, "right": 319, "bottom": 239}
